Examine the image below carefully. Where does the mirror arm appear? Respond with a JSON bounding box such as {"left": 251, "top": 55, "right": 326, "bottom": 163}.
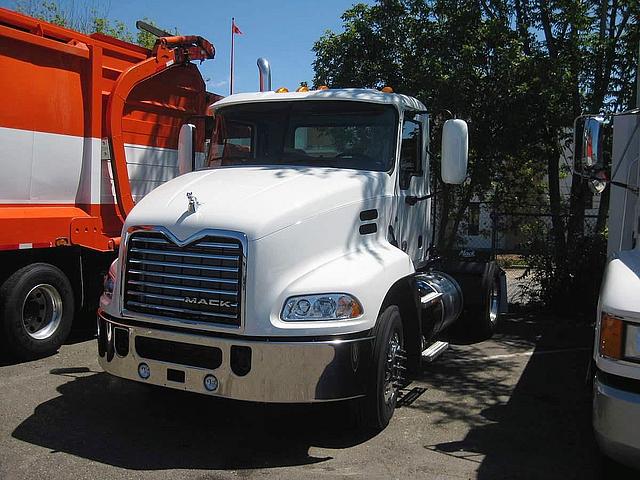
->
{"left": 610, "top": 180, "right": 640, "bottom": 194}
{"left": 406, "top": 191, "right": 439, "bottom": 206}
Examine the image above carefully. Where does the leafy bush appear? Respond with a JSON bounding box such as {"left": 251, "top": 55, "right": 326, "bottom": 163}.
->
{"left": 521, "top": 221, "right": 607, "bottom": 319}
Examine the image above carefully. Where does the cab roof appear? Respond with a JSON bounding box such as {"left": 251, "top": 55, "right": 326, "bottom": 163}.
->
{"left": 212, "top": 88, "right": 427, "bottom": 113}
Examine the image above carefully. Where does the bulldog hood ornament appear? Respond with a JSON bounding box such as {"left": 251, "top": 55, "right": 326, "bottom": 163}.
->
{"left": 186, "top": 192, "right": 201, "bottom": 213}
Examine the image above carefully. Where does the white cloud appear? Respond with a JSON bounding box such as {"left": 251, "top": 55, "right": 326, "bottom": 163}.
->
{"left": 208, "top": 79, "right": 229, "bottom": 88}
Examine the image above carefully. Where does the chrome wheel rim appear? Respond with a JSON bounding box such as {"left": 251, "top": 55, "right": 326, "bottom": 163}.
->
{"left": 489, "top": 279, "right": 499, "bottom": 326}
{"left": 22, "top": 284, "right": 63, "bottom": 340}
{"left": 384, "top": 332, "right": 402, "bottom": 405}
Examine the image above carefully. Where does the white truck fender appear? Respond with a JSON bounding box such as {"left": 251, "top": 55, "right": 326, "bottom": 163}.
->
{"left": 269, "top": 243, "right": 415, "bottom": 335}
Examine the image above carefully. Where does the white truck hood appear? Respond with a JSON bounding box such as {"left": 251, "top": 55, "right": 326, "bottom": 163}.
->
{"left": 124, "top": 166, "right": 392, "bottom": 241}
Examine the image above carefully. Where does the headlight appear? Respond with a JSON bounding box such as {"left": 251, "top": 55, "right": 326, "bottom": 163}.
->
{"left": 281, "top": 294, "right": 363, "bottom": 321}
{"left": 102, "top": 259, "right": 118, "bottom": 300}
{"left": 599, "top": 312, "right": 640, "bottom": 362}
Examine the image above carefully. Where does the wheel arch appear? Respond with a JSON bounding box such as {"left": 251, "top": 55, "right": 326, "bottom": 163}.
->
{"left": 378, "top": 275, "right": 421, "bottom": 371}
{"left": 0, "top": 247, "right": 114, "bottom": 312}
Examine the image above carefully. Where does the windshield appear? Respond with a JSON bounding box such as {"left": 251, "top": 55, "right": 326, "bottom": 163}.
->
{"left": 206, "top": 101, "right": 398, "bottom": 172}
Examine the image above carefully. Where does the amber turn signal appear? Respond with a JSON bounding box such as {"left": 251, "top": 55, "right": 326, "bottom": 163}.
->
{"left": 600, "top": 313, "right": 623, "bottom": 359}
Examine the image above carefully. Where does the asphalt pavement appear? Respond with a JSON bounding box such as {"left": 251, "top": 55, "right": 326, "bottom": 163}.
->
{"left": 0, "top": 312, "right": 635, "bottom": 479}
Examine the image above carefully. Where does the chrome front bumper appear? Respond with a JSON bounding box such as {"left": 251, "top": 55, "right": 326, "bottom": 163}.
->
{"left": 97, "top": 311, "right": 373, "bottom": 403}
{"left": 593, "top": 371, "right": 640, "bottom": 469}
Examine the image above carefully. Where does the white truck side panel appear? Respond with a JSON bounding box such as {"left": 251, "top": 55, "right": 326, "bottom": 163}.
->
{"left": 608, "top": 115, "right": 640, "bottom": 255}
{"left": 0, "top": 126, "right": 194, "bottom": 207}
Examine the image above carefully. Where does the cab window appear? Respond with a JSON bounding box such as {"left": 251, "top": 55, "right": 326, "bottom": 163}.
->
{"left": 399, "top": 118, "right": 422, "bottom": 190}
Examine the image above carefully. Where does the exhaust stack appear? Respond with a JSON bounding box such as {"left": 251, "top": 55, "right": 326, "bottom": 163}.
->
{"left": 257, "top": 57, "right": 271, "bottom": 92}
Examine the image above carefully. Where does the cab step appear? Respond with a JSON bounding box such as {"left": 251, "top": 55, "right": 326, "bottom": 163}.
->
{"left": 421, "top": 340, "right": 449, "bottom": 362}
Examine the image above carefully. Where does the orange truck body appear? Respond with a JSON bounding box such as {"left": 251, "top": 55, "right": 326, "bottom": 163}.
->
{"left": 0, "top": 8, "right": 217, "bottom": 354}
{"left": 0, "top": 8, "right": 216, "bottom": 252}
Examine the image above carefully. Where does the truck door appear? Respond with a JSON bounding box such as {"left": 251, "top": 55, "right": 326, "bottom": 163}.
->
{"left": 394, "top": 113, "right": 430, "bottom": 267}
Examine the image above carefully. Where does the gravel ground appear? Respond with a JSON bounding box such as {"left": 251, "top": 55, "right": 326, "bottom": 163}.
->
{"left": 0, "top": 312, "right": 635, "bottom": 480}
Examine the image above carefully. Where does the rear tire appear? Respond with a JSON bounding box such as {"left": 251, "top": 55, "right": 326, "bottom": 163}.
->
{"left": 0, "top": 263, "right": 74, "bottom": 360}
{"left": 468, "top": 266, "right": 501, "bottom": 340}
{"left": 353, "top": 305, "right": 404, "bottom": 431}
{"left": 446, "top": 261, "right": 501, "bottom": 341}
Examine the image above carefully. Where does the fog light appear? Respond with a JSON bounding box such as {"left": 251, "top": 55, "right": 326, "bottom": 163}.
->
{"left": 138, "top": 363, "right": 150, "bottom": 379}
{"left": 204, "top": 374, "right": 219, "bottom": 392}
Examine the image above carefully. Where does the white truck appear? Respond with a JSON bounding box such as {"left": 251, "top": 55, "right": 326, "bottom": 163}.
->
{"left": 583, "top": 109, "right": 640, "bottom": 467}
{"left": 97, "top": 64, "right": 506, "bottom": 429}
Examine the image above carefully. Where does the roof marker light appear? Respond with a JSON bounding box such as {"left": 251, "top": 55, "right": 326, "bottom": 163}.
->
{"left": 275, "top": 87, "right": 289, "bottom": 93}
{"left": 381, "top": 86, "right": 394, "bottom": 93}
{"left": 296, "top": 85, "right": 309, "bottom": 92}
{"left": 317, "top": 85, "right": 329, "bottom": 90}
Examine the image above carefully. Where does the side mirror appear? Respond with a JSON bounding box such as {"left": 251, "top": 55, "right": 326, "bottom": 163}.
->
{"left": 178, "top": 123, "right": 196, "bottom": 175}
{"left": 441, "top": 119, "right": 468, "bottom": 184}
{"left": 580, "top": 116, "right": 605, "bottom": 168}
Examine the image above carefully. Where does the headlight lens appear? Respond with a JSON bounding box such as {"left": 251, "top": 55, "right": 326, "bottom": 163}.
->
{"left": 281, "top": 294, "right": 363, "bottom": 321}
{"left": 103, "top": 259, "right": 118, "bottom": 300}
{"left": 624, "top": 323, "right": 640, "bottom": 361}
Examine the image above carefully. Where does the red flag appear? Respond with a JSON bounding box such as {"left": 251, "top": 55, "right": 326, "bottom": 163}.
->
{"left": 232, "top": 20, "right": 243, "bottom": 35}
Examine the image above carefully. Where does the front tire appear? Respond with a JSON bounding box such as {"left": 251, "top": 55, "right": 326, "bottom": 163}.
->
{"left": 354, "top": 305, "right": 404, "bottom": 430}
{"left": 0, "top": 263, "right": 74, "bottom": 360}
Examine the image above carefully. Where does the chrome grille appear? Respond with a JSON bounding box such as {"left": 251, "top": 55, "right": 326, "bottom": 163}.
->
{"left": 124, "top": 231, "right": 243, "bottom": 325}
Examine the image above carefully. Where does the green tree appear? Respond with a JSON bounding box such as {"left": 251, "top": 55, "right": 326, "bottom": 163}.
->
{"left": 14, "top": 0, "right": 162, "bottom": 49}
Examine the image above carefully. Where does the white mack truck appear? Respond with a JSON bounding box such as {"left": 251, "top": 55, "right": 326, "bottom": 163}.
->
{"left": 97, "top": 62, "right": 507, "bottom": 429}
{"left": 580, "top": 109, "right": 640, "bottom": 467}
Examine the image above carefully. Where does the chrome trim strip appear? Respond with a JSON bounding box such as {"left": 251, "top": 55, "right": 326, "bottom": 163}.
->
{"left": 129, "top": 247, "right": 239, "bottom": 262}
{"left": 128, "top": 258, "right": 239, "bottom": 273}
{"left": 127, "top": 301, "right": 238, "bottom": 319}
{"left": 127, "top": 290, "right": 187, "bottom": 302}
{"left": 120, "top": 226, "right": 248, "bottom": 334}
{"left": 128, "top": 280, "right": 238, "bottom": 296}
{"left": 131, "top": 237, "right": 240, "bottom": 250}
{"left": 197, "top": 241, "right": 241, "bottom": 249}
{"left": 128, "top": 269, "right": 238, "bottom": 284}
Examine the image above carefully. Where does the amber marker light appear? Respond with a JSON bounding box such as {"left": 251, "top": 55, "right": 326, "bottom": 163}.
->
{"left": 317, "top": 85, "right": 329, "bottom": 90}
{"left": 296, "top": 85, "right": 309, "bottom": 92}
{"left": 600, "top": 313, "right": 624, "bottom": 359}
{"left": 381, "top": 86, "right": 394, "bottom": 93}
{"left": 275, "top": 87, "right": 289, "bottom": 93}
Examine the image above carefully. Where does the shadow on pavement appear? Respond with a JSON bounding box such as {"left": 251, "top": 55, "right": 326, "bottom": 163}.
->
{"left": 12, "top": 368, "right": 375, "bottom": 471}
{"left": 421, "top": 313, "right": 638, "bottom": 479}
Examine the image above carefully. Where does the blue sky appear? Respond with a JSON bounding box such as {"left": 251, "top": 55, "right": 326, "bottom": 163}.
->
{"left": 2, "top": 0, "right": 372, "bottom": 94}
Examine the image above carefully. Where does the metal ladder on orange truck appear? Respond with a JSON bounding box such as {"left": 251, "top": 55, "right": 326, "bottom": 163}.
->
{"left": 0, "top": 8, "right": 217, "bottom": 359}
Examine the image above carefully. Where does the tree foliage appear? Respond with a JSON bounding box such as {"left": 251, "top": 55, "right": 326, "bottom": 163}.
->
{"left": 14, "top": 0, "right": 161, "bottom": 49}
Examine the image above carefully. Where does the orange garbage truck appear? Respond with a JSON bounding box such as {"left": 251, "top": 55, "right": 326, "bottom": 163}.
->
{"left": 0, "top": 8, "right": 217, "bottom": 359}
